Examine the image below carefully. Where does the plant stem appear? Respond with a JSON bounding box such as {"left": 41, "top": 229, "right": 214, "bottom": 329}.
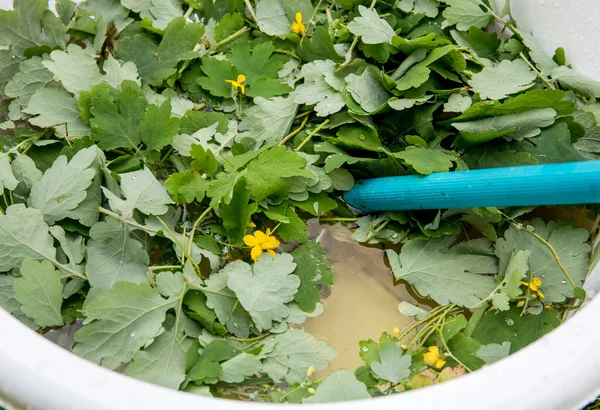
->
{"left": 295, "top": 110, "right": 312, "bottom": 120}
{"left": 273, "top": 49, "right": 301, "bottom": 60}
{"left": 0, "top": 137, "right": 37, "bottom": 161}
{"left": 173, "top": 280, "right": 189, "bottom": 340}
{"left": 294, "top": 119, "right": 330, "bottom": 151}
{"left": 184, "top": 6, "right": 194, "bottom": 19}
{"left": 97, "top": 206, "right": 157, "bottom": 233}
{"left": 244, "top": 0, "right": 258, "bottom": 22}
{"left": 464, "top": 303, "right": 487, "bottom": 338}
{"left": 300, "top": 0, "right": 325, "bottom": 44}
{"left": 205, "top": 27, "right": 251, "bottom": 56}
{"left": 148, "top": 265, "right": 182, "bottom": 271}
{"left": 510, "top": 221, "right": 577, "bottom": 288}
{"left": 187, "top": 206, "right": 214, "bottom": 257}
{"left": 519, "top": 52, "right": 555, "bottom": 89}
{"left": 231, "top": 333, "right": 270, "bottom": 343}
{"left": 318, "top": 217, "right": 360, "bottom": 222}
{"left": 437, "top": 324, "right": 473, "bottom": 372}
{"left": 338, "top": 36, "right": 359, "bottom": 70}
{"left": 279, "top": 114, "right": 310, "bottom": 146}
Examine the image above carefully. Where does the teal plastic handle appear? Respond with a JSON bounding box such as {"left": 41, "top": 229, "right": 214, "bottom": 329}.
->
{"left": 344, "top": 161, "right": 600, "bottom": 212}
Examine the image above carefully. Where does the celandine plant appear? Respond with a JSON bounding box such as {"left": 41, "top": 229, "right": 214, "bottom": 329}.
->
{"left": 0, "top": 0, "right": 599, "bottom": 403}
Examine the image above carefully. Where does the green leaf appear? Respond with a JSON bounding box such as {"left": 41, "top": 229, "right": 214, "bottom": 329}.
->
{"left": 303, "top": 370, "right": 370, "bottom": 403}
{"left": 395, "top": 45, "right": 456, "bottom": 91}
{"left": 11, "top": 153, "right": 42, "bottom": 192}
{"left": 30, "top": 146, "right": 98, "bottom": 224}
{"left": 443, "top": 93, "right": 472, "bottom": 113}
{"left": 238, "top": 95, "right": 298, "bottom": 147}
{"left": 348, "top": 6, "right": 395, "bottom": 45}
{"left": 124, "top": 327, "right": 192, "bottom": 389}
{"left": 0, "top": 0, "right": 67, "bottom": 56}
{"left": 446, "top": 333, "right": 485, "bottom": 370}
{"left": 220, "top": 352, "right": 262, "bottom": 383}
{"left": 246, "top": 78, "right": 293, "bottom": 98}
{"left": 184, "top": 290, "right": 227, "bottom": 336}
{"left": 85, "top": 219, "right": 149, "bottom": 290}
{"left": 14, "top": 259, "right": 63, "bottom": 327}
{"left": 202, "top": 269, "right": 253, "bottom": 338}
{"left": 370, "top": 344, "right": 411, "bottom": 384}
{"left": 475, "top": 341, "right": 511, "bottom": 364}
{"left": 574, "top": 127, "right": 600, "bottom": 160}
{"left": 196, "top": 57, "right": 237, "bottom": 98}
{"left": 190, "top": 144, "right": 218, "bottom": 176}
{"left": 294, "top": 60, "right": 346, "bottom": 117}
{"left": 0, "top": 51, "right": 23, "bottom": 99}
{"left": 74, "top": 282, "right": 175, "bottom": 369}
{"left": 442, "top": 0, "right": 493, "bottom": 31}
{"left": 551, "top": 66, "right": 600, "bottom": 99}
{"left": 23, "top": 87, "right": 89, "bottom": 137}
{"left": 515, "top": 122, "right": 583, "bottom": 164}
{"left": 389, "top": 95, "right": 433, "bottom": 111}
{"left": 102, "top": 167, "right": 173, "bottom": 218}
{"left": 461, "top": 145, "right": 537, "bottom": 169}
{"left": 255, "top": 0, "right": 289, "bottom": 36}
{"left": 290, "top": 241, "right": 333, "bottom": 312}
{"left": 0, "top": 156, "right": 18, "bottom": 192}
{"left": 186, "top": 339, "right": 238, "bottom": 383}
{"left": 515, "top": 30, "right": 557, "bottom": 77}
{"left": 472, "top": 307, "right": 560, "bottom": 353}
{"left": 453, "top": 108, "right": 557, "bottom": 148}
{"left": 0, "top": 204, "right": 56, "bottom": 272}
{"left": 442, "top": 89, "right": 574, "bottom": 124}
{"left": 42, "top": 44, "right": 140, "bottom": 98}
{"left": 116, "top": 18, "right": 204, "bottom": 86}
{"left": 165, "top": 171, "right": 209, "bottom": 203}
{"left": 228, "top": 41, "right": 286, "bottom": 83}
{"left": 491, "top": 250, "right": 529, "bottom": 311}
{"left": 398, "top": 301, "right": 429, "bottom": 320}
{"left": 140, "top": 100, "right": 180, "bottom": 151}
{"left": 4, "top": 56, "right": 54, "bottom": 109}
{"left": 395, "top": 146, "right": 456, "bottom": 175}
{"left": 156, "top": 271, "right": 184, "bottom": 298}
{"left": 220, "top": 180, "right": 258, "bottom": 246}
{"left": 244, "top": 147, "right": 313, "bottom": 201}
{"left": 275, "top": 206, "right": 308, "bottom": 243}
{"left": 386, "top": 236, "right": 497, "bottom": 307}
{"left": 345, "top": 66, "right": 392, "bottom": 113}
{"left": 226, "top": 254, "right": 300, "bottom": 331}
{"left": 297, "top": 26, "right": 343, "bottom": 63}
{"left": 80, "top": 0, "right": 133, "bottom": 31}
{"left": 452, "top": 27, "right": 500, "bottom": 59}
{"left": 334, "top": 124, "right": 382, "bottom": 152}
{"left": 468, "top": 60, "right": 536, "bottom": 100}
{"left": 262, "top": 329, "right": 337, "bottom": 383}
{"left": 89, "top": 80, "right": 148, "bottom": 150}
{"left": 291, "top": 192, "right": 338, "bottom": 216}
{"left": 496, "top": 218, "right": 590, "bottom": 303}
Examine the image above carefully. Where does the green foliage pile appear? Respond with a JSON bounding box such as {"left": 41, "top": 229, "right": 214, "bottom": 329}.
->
{"left": 1, "top": 0, "right": 599, "bottom": 403}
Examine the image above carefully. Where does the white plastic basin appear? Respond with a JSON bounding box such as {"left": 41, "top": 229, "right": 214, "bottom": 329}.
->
{"left": 1, "top": 1, "right": 600, "bottom": 409}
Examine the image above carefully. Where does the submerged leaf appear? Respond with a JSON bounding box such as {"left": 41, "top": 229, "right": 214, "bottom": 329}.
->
{"left": 387, "top": 236, "right": 497, "bottom": 306}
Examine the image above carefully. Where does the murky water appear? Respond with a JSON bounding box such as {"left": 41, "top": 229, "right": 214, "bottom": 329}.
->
{"left": 302, "top": 221, "right": 421, "bottom": 376}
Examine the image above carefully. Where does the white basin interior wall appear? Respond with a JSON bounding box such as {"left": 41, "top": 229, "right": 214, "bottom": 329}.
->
{"left": 1, "top": 1, "right": 600, "bottom": 409}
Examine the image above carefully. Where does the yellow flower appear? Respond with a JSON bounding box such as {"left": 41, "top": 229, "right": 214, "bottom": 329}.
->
{"left": 393, "top": 327, "right": 400, "bottom": 337}
{"left": 225, "top": 74, "right": 246, "bottom": 95}
{"left": 243, "top": 228, "right": 280, "bottom": 261}
{"left": 291, "top": 12, "right": 306, "bottom": 35}
{"left": 247, "top": 221, "right": 256, "bottom": 228}
{"left": 307, "top": 366, "right": 314, "bottom": 377}
{"left": 423, "top": 346, "right": 446, "bottom": 368}
{"left": 522, "top": 277, "right": 544, "bottom": 299}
